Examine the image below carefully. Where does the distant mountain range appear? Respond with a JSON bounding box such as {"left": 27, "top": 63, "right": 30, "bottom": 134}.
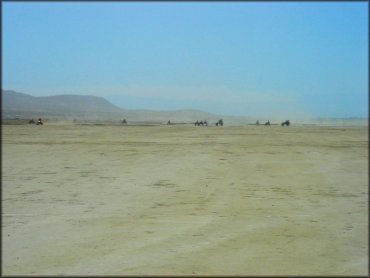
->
{"left": 2, "top": 90, "right": 248, "bottom": 124}
{"left": 2, "top": 90, "right": 367, "bottom": 126}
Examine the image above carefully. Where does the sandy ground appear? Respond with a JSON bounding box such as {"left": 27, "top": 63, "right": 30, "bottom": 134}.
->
{"left": 2, "top": 123, "right": 368, "bottom": 275}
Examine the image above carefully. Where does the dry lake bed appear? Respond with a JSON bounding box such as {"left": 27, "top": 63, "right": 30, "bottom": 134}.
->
{"left": 2, "top": 122, "right": 368, "bottom": 275}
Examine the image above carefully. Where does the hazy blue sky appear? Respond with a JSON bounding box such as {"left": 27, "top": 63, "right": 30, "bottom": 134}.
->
{"left": 2, "top": 2, "right": 368, "bottom": 118}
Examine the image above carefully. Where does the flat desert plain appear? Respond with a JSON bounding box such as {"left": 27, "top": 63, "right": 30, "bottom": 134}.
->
{"left": 2, "top": 123, "right": 368, "bottom": 275}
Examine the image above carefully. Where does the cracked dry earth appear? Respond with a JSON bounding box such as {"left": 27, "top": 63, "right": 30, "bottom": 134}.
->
{"left": 2, "top": 123, "right": 368, "bottom": 275}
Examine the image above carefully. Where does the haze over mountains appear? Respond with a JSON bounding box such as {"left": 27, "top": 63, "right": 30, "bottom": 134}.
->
{"left": 2, "top": 90, "right": 367, "bottom": 126}
{"left": 2, "top": 90, "right": 247, "bottom": 124}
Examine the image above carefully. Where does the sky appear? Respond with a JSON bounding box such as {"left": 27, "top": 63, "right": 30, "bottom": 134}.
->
{"left": 2, "top": 2, "right": 368, "bottom": 118}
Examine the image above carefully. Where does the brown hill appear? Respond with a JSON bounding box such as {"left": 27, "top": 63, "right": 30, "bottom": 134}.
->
{"left": 2, "top": 90, "right": 124, "bottom": 120}
{"left": 2, "top": 90, "right": 246, "bottom": 124}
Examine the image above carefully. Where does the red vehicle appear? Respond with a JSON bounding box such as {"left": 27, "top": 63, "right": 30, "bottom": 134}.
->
{"left": 36, "top": 118, "right": 43, "bottom": 125}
